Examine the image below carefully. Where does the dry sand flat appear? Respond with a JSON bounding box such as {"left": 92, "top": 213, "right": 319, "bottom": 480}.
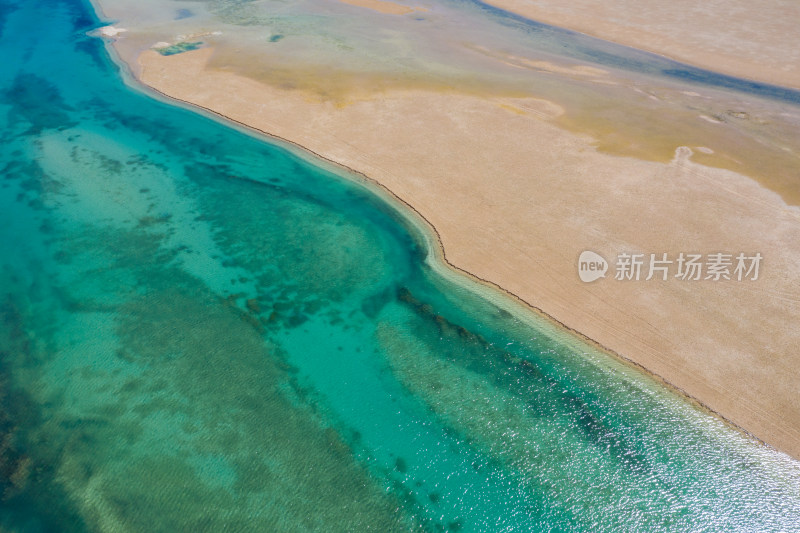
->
{"left": 482, "top": 0, "right": 800, "bottom": 90}
{"left": 138, "top": 48, "right": 800, "bottom": 458}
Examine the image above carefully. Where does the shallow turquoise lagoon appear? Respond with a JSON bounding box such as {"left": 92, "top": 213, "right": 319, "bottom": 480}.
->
{"left": 0, "top": 0, "right": 799, "bottom": 531}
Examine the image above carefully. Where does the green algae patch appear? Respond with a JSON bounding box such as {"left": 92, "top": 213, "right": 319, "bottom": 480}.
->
{"left": 155, "top": 41, "right": 203, "bottom": 56}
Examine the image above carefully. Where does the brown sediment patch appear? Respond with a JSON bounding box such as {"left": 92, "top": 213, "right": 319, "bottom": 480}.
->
{"left": 337, "top": 0, "right": 419, "bottom": 15}
{"left": 467, "top": 44, "right": 610, "bottom": 79}
{"left": 463, "top": 43, "right": 800, "bottom": 206}
{"left": 552, "top": 86, "right": 800, "bottom": 206}
{"left": 205, "top": 46, "right": 529, "bottom": 106}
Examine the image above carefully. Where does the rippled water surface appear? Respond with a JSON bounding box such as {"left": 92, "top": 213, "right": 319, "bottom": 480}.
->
{"left": 0, "top": 0, "right": 799, "bottom": 531}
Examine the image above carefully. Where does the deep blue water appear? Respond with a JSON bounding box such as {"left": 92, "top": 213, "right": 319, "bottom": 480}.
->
{"left": 0, "top": 0, "right": 799, "bottom": 531}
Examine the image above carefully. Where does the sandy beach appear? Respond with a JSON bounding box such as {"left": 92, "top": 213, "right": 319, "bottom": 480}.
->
{"left": 482, "top": 0, "right": 800, "bottom": 90}
{"left": 133, "top": 46, "right": 800, "bottom": 459}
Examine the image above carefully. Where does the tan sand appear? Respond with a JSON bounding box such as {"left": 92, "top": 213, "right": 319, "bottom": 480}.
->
{"left": 137, "top": 47, "right": 800, "bottom": 459}
{"left": 481, "top": 0, "right": 800, "bottom": 89}
{"left": 337, "top": 0, "right": 416, "bottom": 15}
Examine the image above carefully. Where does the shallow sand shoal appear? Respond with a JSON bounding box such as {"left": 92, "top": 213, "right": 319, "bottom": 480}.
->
{"left": 481, "top": 0, "right": 800, "bottom": 90}
{"left": 337, "top": 0, "right": 415, "bottom": 15}
{"left": 137, "top": 48, "right": 800, "bottom": 459}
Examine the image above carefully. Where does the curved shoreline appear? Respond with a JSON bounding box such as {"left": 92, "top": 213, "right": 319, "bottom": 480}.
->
{"left": 99, "top": 40, "right": 779, "bottom": 457}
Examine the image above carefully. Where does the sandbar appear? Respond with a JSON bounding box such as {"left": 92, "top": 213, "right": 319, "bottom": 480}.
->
{"left": 337, "top": 0, "right": 417, "bottom": 15}
{"left": 481, "top": 0, "right": 800, "bottom": 89}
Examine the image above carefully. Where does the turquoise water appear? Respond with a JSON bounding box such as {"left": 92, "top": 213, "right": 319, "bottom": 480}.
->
{"left": 1, "top": 0, "right": 800, "bottom": 531}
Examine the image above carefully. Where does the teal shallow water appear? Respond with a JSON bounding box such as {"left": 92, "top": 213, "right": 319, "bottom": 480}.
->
{"left": 1, "top": 0, "right": 800, "bottom": 531}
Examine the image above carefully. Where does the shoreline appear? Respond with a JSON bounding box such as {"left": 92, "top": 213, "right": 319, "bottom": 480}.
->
{"left": 109, "top": 44, "right": 792, "bottom": 459}
{"left": 131, "top": 46, "right": 800, "bottom": 460}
